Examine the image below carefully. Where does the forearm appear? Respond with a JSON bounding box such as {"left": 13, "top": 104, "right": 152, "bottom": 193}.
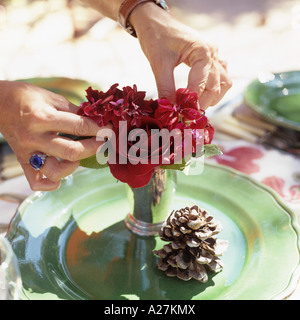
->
{"left": 80, "top": 0, "right": 167, "bottom": 28}
{"left": 80, "top": 0, "right": 231, "bottom": 107}
{"left": 80, "top": 0, "right": 124, "bottom": 21}
{"left": 0, "top": 80, "right": 13, "bottom": 128}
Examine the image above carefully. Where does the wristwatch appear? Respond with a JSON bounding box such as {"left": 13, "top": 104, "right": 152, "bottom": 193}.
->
{"left": 118, "top": 0, "right": 169, "bottom": 37}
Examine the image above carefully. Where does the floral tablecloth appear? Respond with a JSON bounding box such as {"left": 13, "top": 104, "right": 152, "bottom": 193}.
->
{"left": 209, "top": 140, "right": 300, "bottom": 215}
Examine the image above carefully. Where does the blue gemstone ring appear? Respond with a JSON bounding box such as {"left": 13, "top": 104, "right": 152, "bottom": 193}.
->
{"left": 29, "top": 153, "right": 48, "bottom": 171}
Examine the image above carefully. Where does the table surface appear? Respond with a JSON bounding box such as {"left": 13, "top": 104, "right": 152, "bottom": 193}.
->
{"left": 1, "top": 0, "right": 300, "bottom": 300}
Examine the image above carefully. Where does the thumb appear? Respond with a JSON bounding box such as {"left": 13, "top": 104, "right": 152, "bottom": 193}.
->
{"left": 153, "top": 66, "right": 176, "bottom": 102}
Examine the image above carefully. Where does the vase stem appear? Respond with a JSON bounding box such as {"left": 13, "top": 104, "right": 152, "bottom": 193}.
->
{"left": 125, "top": 168, "right": 176, "bottom": 237}
{"left": 124, "top": 214, "right": 164, "bottom": 237}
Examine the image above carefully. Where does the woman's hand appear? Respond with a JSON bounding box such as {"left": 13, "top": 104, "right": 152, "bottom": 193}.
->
{"left": 130, "top": 2, "right": 232, "bottom": 108}
{"left": 0, "top": 81, "right": 109, "bottom": 191}
{"left": 80, "top": 0, "right": 232, "bottom": 107}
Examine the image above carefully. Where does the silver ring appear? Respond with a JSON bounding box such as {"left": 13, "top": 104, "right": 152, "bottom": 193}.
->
{"left": 29, "top": 153, "right": 48, "bottom": 171}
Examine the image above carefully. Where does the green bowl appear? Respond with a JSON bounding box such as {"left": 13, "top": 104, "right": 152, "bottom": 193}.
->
{"left": 6, "top": 163, "right": 300, "bottom": 300}
{"left": 244, "top": 70, "right": 300, "bottom": 131}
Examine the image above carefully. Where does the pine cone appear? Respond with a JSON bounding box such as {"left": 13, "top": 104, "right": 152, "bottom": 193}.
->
{"left": 153, "top": 205, "right": 229, "bottom": 282}
{"left": 159, "top": 205, "right": 223, "bottom": 250}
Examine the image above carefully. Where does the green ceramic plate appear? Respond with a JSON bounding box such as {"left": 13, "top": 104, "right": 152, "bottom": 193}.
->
{"left": 16, "top": 77, "right": 96, "bottom": 106}
{"left": 244, "top": 70, "right": 300, "bottom": 131}
{"left": 6, "top": 163, "right": 300, "bottom": 300}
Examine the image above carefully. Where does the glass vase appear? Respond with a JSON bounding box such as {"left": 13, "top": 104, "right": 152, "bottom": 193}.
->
{"left": 125, "top": 168, "right": 177, "bottom": 236}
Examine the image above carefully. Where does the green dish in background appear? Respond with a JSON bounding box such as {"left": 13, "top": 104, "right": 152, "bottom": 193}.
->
{"left": 16, "top": 77, "right": 96, "bottom": 106}
{"left": 6, "top": 163, "right": 300, "bottom": 300}
{"left": 244, "top": 70, "right": 300, "bottom": 131}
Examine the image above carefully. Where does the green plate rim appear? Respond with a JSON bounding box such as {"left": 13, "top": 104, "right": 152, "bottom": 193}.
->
{"left": 6, "top": 162, "right": 300, "bottom": 300}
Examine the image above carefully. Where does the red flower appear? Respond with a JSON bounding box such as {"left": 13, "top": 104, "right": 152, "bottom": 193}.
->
{"left": 77, "top": 83, "right": 123, "bottom": 127}
{"left": 171, "top": 114, "right": 214, "bottom": 158}
{"left": 78, "top": 84, "right": 157, "bottom": 128}
{"left": 121, "top": 85, "right": 157, "bottom": 127}
{"left": 155, "top": 88, "right": 202, "bottom": 129}
{"left": 78, "top": 84, "right": 217, "bottom": 188}
{"left": 108, "top": 116, "right": 173, "bottom": 188}
{"left": 190, "top": 116, "right": 215, "bottom": 145}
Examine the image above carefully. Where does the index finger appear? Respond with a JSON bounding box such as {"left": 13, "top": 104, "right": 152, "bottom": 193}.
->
{"left": 45, "top": 111, "right": 108, "bottom": 137}
{"left": 41, "top": 134, "right": 104, "bottom": 162}
{"left": 187, "top": 57, "right": 212, "bottom": 99}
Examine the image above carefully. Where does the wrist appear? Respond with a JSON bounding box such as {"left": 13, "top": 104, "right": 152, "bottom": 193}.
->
{"left": 120, "top": 0, "right": 170, "bottom": 37}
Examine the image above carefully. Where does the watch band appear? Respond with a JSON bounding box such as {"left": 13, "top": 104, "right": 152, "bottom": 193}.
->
{"left": 118, "top": 0, "right": 169, "bottom": 37}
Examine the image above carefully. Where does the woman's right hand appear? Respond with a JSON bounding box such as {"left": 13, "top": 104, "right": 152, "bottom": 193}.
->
{"left": 0, "top": 80, "right": 110, "bottom": 191}
{"left": 130, "top": 2, "right": 232, "bottom": 108}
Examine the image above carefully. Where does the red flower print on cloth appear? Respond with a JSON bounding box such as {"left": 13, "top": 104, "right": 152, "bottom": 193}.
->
{"left": 262, "top": 176, "right": 300, "bottom": 203}
{"left": 261, "top": 176, "right": 285, "bottom": 197}
{"left": 215, "top": 146, "right": 264, "bottom": 174}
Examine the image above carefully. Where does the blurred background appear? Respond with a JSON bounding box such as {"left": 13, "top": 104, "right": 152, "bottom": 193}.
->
{"left": 0, "top": 0, "right": 300, "bottom": 98}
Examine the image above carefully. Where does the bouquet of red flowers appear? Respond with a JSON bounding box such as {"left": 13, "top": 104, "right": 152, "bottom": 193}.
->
{"left": 78, "top": 84, "right": 221, "bottom": 188}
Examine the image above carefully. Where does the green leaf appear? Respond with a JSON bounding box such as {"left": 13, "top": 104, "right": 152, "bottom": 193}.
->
{"left": 79, "top": 155, "right": 108, "bottom": 169}
{"left": 203, "top": 144, "right": 223, "bottom": 158}
{"left": 160, "top": 162, "right": 186, "bottom": 171}
{"left": 160, "top": 157, "right": 190, "bottom": 171}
